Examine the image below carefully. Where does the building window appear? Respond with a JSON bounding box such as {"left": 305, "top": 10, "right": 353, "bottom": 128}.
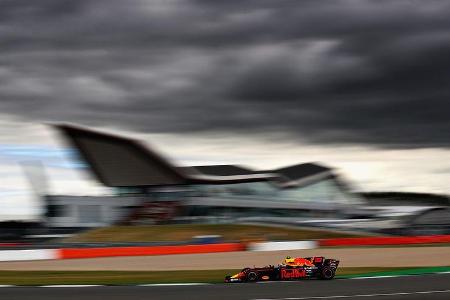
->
{"left": 46, "top": 205, "right": 65, "bottom": 218}
{"left": 78, "top": 205, "right": 102, "bottom": 223}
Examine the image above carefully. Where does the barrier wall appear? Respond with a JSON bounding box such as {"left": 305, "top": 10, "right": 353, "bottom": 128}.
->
{"left": 58, "top": 243, "right": 245, "bottom": 259}
{"left": 248, "top": 241, "right": 317, "bottom": 251}
{"left": 319, "top": 234, "right": 450, "bottom": 247}
{"left": 1, "top": 234, "right": 449, "bottom": 262}
{"left": 0, "top": 249, "right": 58, "bottom": 262}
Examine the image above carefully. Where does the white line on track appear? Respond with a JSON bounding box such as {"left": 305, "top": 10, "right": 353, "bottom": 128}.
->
{"left": 251, "top": 289, "right": 450, "bottom": 300}
{"left": 40, "top": 285, "right": 102, "bottom": 288}
{"left": 138, "top": 283, "right": 210, "bottom": 287}
{"left": 257, "top": 281, "right": 300, "bottom": 284}
{"left": 350, "top": 275, "right": 398, "bottom": 280}
{"left": 0, "top": 285, "right": 14, "bottom": 288}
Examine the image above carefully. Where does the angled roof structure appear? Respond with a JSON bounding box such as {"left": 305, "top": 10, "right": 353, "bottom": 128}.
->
{"left": 54, "top": 124, "right": 279, "bottom": 187}
{"left": 275, "top": 163, "right": 331, "bottom": 181}
{"left": 273, "top": 163, "right": 334, "bottom": 188}
{"left": 182, "top": 165, "right": 258, "bottom": 177}
{"left": 56, "top": 124, "right": 188, "bottom": 187}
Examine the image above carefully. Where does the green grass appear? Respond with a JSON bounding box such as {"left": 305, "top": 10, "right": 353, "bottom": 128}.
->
{"left": 337, "top": 266, "right": 450, "bottom": 278}
{"left": 0, "top": 270, "right": 239, "bottom": 285}
{"left": 64, "top": 224, "right": 364, "bottom": 243}
{"left": 0, "top": 267, "right": 448, "bottom": 285}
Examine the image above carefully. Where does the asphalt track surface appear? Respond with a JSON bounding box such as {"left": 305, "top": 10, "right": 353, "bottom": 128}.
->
{"left": 0, "top": 273, "right": 449, "bottom": 300}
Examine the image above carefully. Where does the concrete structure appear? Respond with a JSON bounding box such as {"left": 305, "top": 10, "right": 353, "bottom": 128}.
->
{"left": 44, "top": 124, "right": 366, "bottom": 229}
{"left": 45, "top": 124, "right": 449, "bottom": 235}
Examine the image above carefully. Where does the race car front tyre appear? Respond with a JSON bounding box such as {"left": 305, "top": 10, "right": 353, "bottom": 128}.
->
{"left": 247, "top": 272, "right": 258, "bottom": 282}
{"left": 319, "top": 267, "right": 335, "bottom": 280}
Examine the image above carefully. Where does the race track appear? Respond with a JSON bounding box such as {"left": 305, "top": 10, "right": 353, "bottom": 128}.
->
{"left": 0, "top": 273, "right": 449, "bottom": 300}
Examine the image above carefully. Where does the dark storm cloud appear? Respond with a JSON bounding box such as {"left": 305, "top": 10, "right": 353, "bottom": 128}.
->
{"left": 0, "top": 0, "right": 449, "bottom": 148}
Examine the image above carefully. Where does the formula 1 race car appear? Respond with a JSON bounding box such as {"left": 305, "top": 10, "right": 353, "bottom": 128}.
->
{"left": 225, "top": 256, "right": 339, "bottom": 283}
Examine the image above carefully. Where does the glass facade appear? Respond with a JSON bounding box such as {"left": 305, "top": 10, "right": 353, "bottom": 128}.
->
{"left": 189, "top": 181, "right": 278, "bottom": 200}
{"left": 112, "top": 178, "right": 363, "bottom": 222}
{"left": 279, "top": 179, "right": 361, "bottom": 205}
{"left": 188, "top": 179, "right": 361, "bottom": 206}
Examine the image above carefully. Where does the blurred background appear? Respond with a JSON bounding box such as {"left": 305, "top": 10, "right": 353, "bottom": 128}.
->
{"left": 0, "top": 0, "right": 449, "bottom": 245}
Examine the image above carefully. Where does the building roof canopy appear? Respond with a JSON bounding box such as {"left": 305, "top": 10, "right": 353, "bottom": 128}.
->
{"left": 56, "top": 124, "right": 188, "bottom": 187}
{"left": 54, "top": 124, "right": 332, "bottom": 188}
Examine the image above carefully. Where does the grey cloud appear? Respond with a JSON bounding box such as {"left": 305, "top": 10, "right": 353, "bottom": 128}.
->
{"left": 0, "top": 0, "right": 449, "bottom": 148}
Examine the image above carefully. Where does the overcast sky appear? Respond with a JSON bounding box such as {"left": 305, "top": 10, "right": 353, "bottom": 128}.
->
{"left": 0, "top": 0, "right": 449, "bottom": 219}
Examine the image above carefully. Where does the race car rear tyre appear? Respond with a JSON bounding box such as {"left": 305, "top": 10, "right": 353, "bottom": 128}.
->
{"left": 320, "top": 267, "right": 335, "bottom": 280}
{"left": 247, "top": 272, "right": 258, "bottom": 282}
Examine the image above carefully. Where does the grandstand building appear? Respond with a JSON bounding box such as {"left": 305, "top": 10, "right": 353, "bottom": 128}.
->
{"left": 45, "top": 124, "right": 366, "bottom": 229}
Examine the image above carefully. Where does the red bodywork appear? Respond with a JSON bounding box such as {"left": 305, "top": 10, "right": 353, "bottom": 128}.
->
{"left": 281, "top": 268, "right": 307, "bottom": 279}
